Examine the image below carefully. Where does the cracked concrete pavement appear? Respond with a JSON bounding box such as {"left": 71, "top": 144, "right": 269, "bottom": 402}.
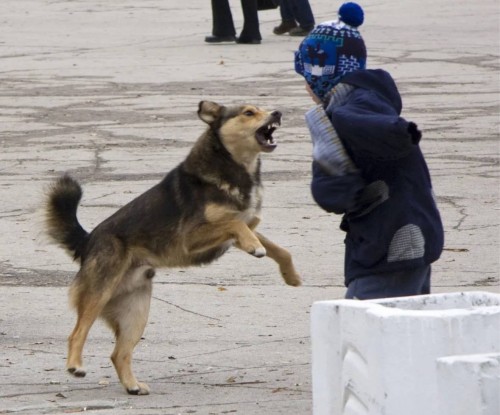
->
{"left": 0, "top": 0, "right": 499, "bottom": 413}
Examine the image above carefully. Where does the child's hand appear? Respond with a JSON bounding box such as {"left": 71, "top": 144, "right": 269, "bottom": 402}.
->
{"left": 408, "top": 122, "right": 422, "bottom": 144}
{"left": 305, "top": 83, "right": 322, "bottom": 104}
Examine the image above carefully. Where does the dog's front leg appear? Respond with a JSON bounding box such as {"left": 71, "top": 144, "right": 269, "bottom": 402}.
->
{"left": 187, "top": 220, "right": 266, "bottom": 258}
{"left": 255, "top": 232, "right": 302, "bottom": 286}
{"left": 229, "top": 221, "right": 267, "bottom": 257}
{"left": 202, "top": 204, "right": 265, "bottom": 257}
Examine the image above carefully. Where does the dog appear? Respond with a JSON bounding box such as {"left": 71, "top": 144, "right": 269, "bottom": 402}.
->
{"left": 45, "top": 100, "right": 301, "bottom": 395}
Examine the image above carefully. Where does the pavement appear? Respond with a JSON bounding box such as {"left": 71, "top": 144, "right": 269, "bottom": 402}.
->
{"left": 0, "top": 0, "right": 498, "bottom": 414}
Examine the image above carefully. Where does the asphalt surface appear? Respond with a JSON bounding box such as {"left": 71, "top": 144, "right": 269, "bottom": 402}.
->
{"left": 0, "top": 0, "right": 498, "bottom": 414}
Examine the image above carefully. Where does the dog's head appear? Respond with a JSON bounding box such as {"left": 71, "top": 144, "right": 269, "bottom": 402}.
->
{"left": 198, "top": 101, "right": 281, "bottom": 163}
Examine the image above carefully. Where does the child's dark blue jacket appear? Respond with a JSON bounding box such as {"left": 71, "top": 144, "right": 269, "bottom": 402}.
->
{"left": 309, "top": 69, "right": 444, "bottom": 286}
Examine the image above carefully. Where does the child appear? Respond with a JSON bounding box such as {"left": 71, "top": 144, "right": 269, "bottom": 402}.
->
{"left": 294, "top": 2, "right": 444, "bottom": 299}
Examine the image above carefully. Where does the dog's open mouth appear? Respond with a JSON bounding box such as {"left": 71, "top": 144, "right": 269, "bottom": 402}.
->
{"left": 255, "top": 116, "right": 281, "bottom": 152}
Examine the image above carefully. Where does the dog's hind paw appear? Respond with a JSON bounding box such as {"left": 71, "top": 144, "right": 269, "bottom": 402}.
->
{"left": 127, "top": 382, "right": 150, "bottom": 395}
{"left": 68, "top": 367, "right": 87, "bottom": 378}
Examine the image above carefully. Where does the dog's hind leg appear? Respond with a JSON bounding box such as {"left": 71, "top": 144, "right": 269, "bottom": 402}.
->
{"left": 102, "top": 266, "right": 154, "bottom": 395}
{"left": 67, "top": 284, "right": 116, "bottom": 377}
{"left": 67, "top": 238, "right": 130, "bottom": 378}
{"left": 255, "top": 232, "right": 302, "bottom": 287}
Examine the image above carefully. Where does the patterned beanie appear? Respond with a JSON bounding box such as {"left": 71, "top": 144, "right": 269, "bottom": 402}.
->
{"left": 295, "top": 2, "right": 367, "bottom": 101}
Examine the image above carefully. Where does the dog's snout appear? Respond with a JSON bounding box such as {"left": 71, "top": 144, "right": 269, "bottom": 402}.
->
{"left": 271, "top": 110, "right": 282, "bottom": 119}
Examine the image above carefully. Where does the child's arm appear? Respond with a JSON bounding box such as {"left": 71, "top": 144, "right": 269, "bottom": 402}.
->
{"left": 310, "top": 162, "right": 365, "bottom": 214}
{"left": 305, "top": 105, "right": 366, "bottom": 214}
{"left": 305, "top": 104, "right": 358, "bottom": 176}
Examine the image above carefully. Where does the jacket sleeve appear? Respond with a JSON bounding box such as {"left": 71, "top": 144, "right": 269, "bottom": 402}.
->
{"left": 305, "top": 104, "right": 359, "bottom": 176}
{"left": 310, "top": 161, "right": 366, "bottom": 214}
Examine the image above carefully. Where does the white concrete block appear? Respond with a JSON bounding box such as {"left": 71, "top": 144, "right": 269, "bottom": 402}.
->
{"left": 311, "top": 291, "right": 500, "bottom": 415}
{"left": 436, "top": 353, "right": 500, "bottom": 415}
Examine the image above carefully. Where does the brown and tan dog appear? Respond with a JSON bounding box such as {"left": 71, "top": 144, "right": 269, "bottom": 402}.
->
{"left": 45, "top": 101, "right": 301, "bottom": 395}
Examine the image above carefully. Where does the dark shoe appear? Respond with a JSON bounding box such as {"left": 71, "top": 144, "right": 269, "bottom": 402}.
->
{"left": 204, "top": 35, "right": 236, "bottom": 43}
{"left": 289, "top": 26, "right": 313, "bottom": 37}
{"left": 273, "top": 20, "right": 298, "bottom": 35}
{"left": 236, "top": 37, "right": 261, "bottom": 44}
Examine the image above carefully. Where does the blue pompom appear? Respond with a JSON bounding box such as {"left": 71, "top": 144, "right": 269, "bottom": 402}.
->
{"left": 338, "top": 2, "right": 364, "bottom": 27}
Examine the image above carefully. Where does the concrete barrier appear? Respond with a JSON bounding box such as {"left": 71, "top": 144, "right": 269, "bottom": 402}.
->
{"left": 436, "top": 353, "right": 500, "bottom": 415}
{"left": 310, "top": 291, "right": 500, "bottom": 415}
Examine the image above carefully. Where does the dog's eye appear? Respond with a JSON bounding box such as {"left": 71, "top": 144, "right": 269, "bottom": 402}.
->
{"left": 243, "top": 110, "right": 255, "bottom": 117}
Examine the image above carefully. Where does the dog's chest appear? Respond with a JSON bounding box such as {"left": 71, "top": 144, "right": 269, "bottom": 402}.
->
{"left": 238, "top": 184, "right": 262, "bottom": 223}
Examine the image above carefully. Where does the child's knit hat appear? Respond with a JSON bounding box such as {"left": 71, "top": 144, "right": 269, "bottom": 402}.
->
{"left": 295, "top": 2, "right": 367, "bottom": 100}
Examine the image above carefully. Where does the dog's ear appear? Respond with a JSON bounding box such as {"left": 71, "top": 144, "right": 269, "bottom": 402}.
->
{"left": 198, "top": 101, "right": 222, "bottom": 125}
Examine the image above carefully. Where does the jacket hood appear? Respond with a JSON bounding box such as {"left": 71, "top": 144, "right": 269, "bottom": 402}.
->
{"left": 342, "top": 69, "right": 403, "bottom": 114}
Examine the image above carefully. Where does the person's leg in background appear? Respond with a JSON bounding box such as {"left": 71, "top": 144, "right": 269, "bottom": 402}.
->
{"left": 237, "top": 0, "right": 262, "bottom": 44}
{"left": 273, "top": 0, "right": 298, "bottom": 35}
{"left": 288, "top": 0, "right": 315, "bottom": 36}
{"left": 205, "top": 0, "right": 237, "bottom": 43}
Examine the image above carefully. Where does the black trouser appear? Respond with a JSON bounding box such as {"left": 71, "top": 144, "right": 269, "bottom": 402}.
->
{"left": 211, "top": 0, "right": 261, "bottom": 41}
{"left": 345, "top": 265, "right": 431, "bottom": 300}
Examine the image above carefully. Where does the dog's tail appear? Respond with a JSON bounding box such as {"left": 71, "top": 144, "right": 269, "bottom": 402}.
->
{"left": 45, "top": 174, "right": 89, "bottom": 261}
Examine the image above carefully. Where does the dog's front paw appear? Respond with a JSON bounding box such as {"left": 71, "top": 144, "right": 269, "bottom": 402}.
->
{"left": 282, "top": 270, "right": 302, "bottom": 287}
{"left": 127, "top": 382, "right": 150, "bottom": 395}
{"left": 286, "top": 275, "right": 302, "bottom": 287}
{"left": 252, "top": 246, "right": 267, "bottom": 258}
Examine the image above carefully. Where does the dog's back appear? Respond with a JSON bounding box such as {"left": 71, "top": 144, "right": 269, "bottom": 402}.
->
{"left": 47, "top": 134, "right": 261, "bottom": 270}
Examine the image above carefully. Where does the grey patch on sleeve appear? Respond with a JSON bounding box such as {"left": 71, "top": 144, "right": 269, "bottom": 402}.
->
{"left": 387, "top": 224, "right": 425, "bottom": 262}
